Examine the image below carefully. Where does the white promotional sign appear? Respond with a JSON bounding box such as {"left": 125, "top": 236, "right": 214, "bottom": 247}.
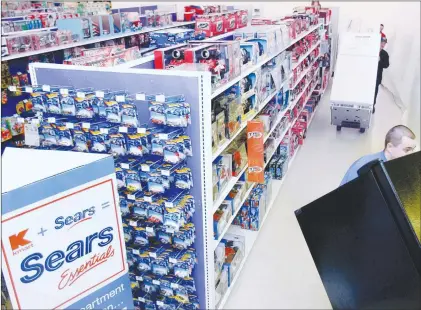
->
{"left": 1, "top": 175, "right": 129, "bottom": 309}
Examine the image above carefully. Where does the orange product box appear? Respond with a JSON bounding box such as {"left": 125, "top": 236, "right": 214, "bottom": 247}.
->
{"left": 247, "top": 120, "right": 264, "bottom": 183}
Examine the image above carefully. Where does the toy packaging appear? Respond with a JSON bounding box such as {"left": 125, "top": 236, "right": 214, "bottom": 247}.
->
{"left": 247, "top": 120, "right": 265, "bottom": 183}
{"left": 239, "top": 42, "right": 259, "bottom": 70}
{"left": 150, "top": 28, "right": 195, "bottom": 48}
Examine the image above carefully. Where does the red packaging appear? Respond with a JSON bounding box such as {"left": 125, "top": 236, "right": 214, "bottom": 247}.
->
{"left": 247, "top": 120, "right": 265, "bottom": 183}
{"left": 237, "top": 10, "right": 248, "bottom": 28}
{"left": 224, "top": 12, "right": 237, "bottom": 32}
{"left": 154, "top": 43, "right": 189, "bottom": 69}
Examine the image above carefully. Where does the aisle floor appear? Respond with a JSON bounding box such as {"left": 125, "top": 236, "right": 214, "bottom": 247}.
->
{"left": 224, "top": 85, "right": 403, "bottom": 309}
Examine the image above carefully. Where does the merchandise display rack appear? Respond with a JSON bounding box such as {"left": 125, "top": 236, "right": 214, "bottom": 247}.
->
{"left": 1, "top": 21, "right": 195, "bottom": 61}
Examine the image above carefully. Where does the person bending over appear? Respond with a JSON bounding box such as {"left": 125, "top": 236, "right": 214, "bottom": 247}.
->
{"left": 373, "top": 38, "right": 389, "bottom": 113}
{"left": 340, "top": 125, "right": 417, "bottom": 185}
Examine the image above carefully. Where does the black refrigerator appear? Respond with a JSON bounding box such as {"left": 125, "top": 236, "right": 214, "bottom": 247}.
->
{"left": 295, "top": 151, "right": 421, "bottom": 310}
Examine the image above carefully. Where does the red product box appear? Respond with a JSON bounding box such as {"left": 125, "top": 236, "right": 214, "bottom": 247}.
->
{"left": 224, "top": 12, "right": 237, "bottom": 32}
{"left": 236, "top": 10, "right": 248, "bottom": 28}
{"left": 247, "top": 120, "right": 265, "bottom": 183}
{"left": 154, "top": 43, "right": 190, "bottom": 69}
{"left": 195, "top": 14, "right": 224, "bottom": 37}
{"left": 188, "top": 40, "right": 241, "bottom": 80}
{"left": 184, "top": 42, "right": 234, "bottom": 87}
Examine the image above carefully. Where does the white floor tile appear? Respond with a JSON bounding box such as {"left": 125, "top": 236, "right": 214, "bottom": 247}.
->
{"left": 223, "top": 84, "right": 403, "bottom": 309}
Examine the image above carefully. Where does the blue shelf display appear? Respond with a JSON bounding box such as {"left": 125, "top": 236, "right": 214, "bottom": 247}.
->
{"left": 9, "top": 63, "right": 214, "bottom": 309}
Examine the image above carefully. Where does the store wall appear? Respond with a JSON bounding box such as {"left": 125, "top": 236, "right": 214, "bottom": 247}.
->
{"left": 112, "top": 1, "right": 420, "bottom": 143}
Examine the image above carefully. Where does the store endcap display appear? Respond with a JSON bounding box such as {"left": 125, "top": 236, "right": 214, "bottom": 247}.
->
{"left": 295, "top": 151, "right": 421, "bottom": 309}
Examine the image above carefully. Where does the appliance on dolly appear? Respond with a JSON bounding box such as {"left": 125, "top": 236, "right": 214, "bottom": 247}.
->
{"left": 329, "top": 32, "right": 380, "bottom": 133}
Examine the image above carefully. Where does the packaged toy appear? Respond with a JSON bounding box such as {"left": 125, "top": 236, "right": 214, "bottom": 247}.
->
{"left": 31, "top": 31, "right": 58, "bottom": 50}
{"left": 239, "top": 42, "right": 259, "bottom": 70}
{"left": 75, "top": 88, "right": 95, "bottom": 119}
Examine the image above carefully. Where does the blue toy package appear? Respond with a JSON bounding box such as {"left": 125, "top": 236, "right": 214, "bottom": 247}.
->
{"left": 126, "top": 133, "right": 147, "bottom": 157}
{"left": 132, "top": 227, "right": 150, "bottom": 247}
{"left": 53, "top": 123, "right": 74, "bottom": 147}
{"left": 104, "top": 99, "right": 121, "bottom": 123}
{"left": 60, "top": 90, "right": 76, "bottom": 116}
{"left": 119, "top": 195, "right": 132, "bottom": 216}
{"left": 149, "top": 101, "right": 166, "bottom": 125}
{"left": 125, "top": 170, "right": 142, "bottom": 192}
{"left": 91, "top": 89, "right": 110, "bottom": 119}
{"left": 109, "top": 133, "right": 127, "bottom": 156}
{"left": 147, "top": 170, "right": 166, "bottom": 194}
{"left": 44, "top": 90, "right": 61, "bottom": 114}
{"left": 180, "top": 135, "right": 193, "bottom": 157}
{"left": 152, "top": 257, "right": 170, "bottom": 276}
{"left": 164, "top": 137, "right": 187, "bottom": 164}
{"left": 133, "top": 200, "right": 149, "bottom": 217}
{"left": 174, "top": 167, "right": 193, "bottom": 190}
{"left": 148, "top": 199, "right": 165, "bottom": 223}
{"left": 39, "top": 123, "right": 58, "bottom": 146}
{"left": 89, "top": 130, "right": 109, "bottom": 153}
{"left": 71, "top": 127, "right": 90, "bottom": 152}
{"left": 121, "top": 101, "right": 139, "bottom": 127}
{"left": 165, "top": 102, "right": 191, "bottom": 128}
{"left": 74, "top": 88, "right": 95, "bottom": 119}
{"left": 30, "top": 91, "right": 47, "bottom": 113}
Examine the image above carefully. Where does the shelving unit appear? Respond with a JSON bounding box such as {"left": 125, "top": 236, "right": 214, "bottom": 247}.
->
{"left": 1, "top": 21, "right": 194, "bottom": 61}
{"left": 211, "top": 23, "right": 320, "bottom": 99}
{"left": 22, "top": 16, "right": 328, "bottom": 310}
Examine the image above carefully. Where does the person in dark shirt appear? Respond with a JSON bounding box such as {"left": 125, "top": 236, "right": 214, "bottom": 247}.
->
{"left": 374, "top": 38, "right": 390, "bottom": 113}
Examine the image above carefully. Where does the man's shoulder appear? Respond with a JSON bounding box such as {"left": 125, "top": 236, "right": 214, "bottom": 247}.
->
{"left": 353, "top": 151, "right": 385, "bottom": 169}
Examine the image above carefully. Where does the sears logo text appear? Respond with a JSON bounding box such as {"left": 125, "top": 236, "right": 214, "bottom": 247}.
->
{"left": 55, "top": 206, "right": 95, "bottom": 230}
{"left": 20, "top": 226, "right": 113, "bottom": 286}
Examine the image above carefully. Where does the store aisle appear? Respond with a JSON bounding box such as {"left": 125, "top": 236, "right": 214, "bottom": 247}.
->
{"left": 224, "top": 85, "right": 403, "bottom": 309}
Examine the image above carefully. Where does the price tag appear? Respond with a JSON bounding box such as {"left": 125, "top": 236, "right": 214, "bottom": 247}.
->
{"left": 137, "top": 128, "right": 146, "bottom": 134}
{"left": 121, "top": 163, "right": 130, "bottom": 169}
{"left": 132, "top": 249, "right": 140, "bottom": 255}
{"left": 100, "top": 128, "right": 109, "bottom": 134}
{"left": 129, "top": 220, "right": 137, "bottom": 226}
{"left": 119, "top": 126, "right": 128, "bottom": 133}
{"left": 25, "top": 86, "right": 33, "bottom": 93}
{"left": 138, "top": 297, "right": 145, "bottom": 303}
{"left": 146, "top": 227, "right": 154, "bottom": 233}
{"left": 136, "top": 93, "right": 146, "bottom": 101}
{"left": 141, "top": 165, "right": 150, "bottom": 172}
{"left": 152, "top": 280, "right": 160, "bottom": 286}
{"left": 127, "top": 194, "right": 136, "bottom": 201}
{"left": 144, "top": 196, "right": 152, "bottom": 203}
{"left": 136, "top": 276, "right": 143, "bottom": 282}
{"left": 17, "top": 117, "right": 25, "bottom": 124}
{"left": 47, "top": 117, "right": 55, "bottom": 123}
{"left": 156, "top": 301, "right": 164, "bottom": 307}
{"left": 156, "top": 94, "right": 166, "bottom": 102}
{"left": 95, "top": 91, "right": 104, "bottom": 98}
{"left": 116, "top": 95, "right": 125, "bottom": 102}
{"left": 31, "top": 118, "right": 40, "bottom": 125}
{"left": 8, "top": 86, "right": 17, "bottom": 92}
{"left": 42, "top": 85, "right": 50, "bottom": 92}
{"left": 158, "top": 133, "right": 168, "bottom": 140}
{"left": 60, "top": 88, "right": 69, "bottom": 95}
{"left": 161, "top": 170, "right": 170, "bottom": 177}
{"left": 170, "top": 283, "right": 179, "bottom": 289}
{"left": 166, "top": 227, "right": 175, "bottom": 234}
{"left": 76, "top": 92, "right": 85, "bottom": 98}
{"left": 65, "top": 122, "right": 74, "bottom": 129}
{"left": 149, "top": 252, "right": 157, "bottom": 258}
{"left": 169, "top": 258, "right": 178, "bottom": 264}
{"left": 82, "top": 122, "right": 90, "bottom": 129}
{"left": 165, "top": 202, "right": 173, "bottom": 208}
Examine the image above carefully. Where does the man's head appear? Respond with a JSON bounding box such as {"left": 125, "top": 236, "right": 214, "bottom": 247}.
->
{"left": 380, "top": 24, "right": 384, "bottom": 32}
{"left": 381, "top": 37, "right": 387, "bottom": 50}
{"left": 384, "top": 125, "right": 417, "bottom": 160}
